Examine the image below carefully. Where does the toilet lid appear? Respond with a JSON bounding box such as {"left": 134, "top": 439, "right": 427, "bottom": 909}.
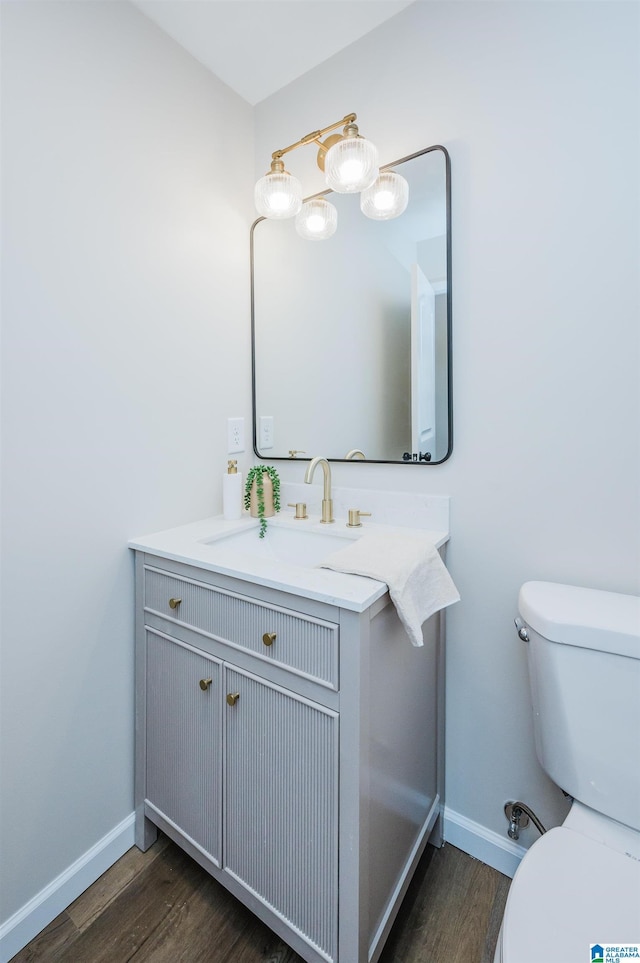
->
{"left": 502, "top": 827, "right": 640, "bottom": 963}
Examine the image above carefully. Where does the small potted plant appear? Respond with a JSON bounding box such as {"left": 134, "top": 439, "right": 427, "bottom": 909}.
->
{"left": 244, "top": 465, "right": 281, "bottom": 538}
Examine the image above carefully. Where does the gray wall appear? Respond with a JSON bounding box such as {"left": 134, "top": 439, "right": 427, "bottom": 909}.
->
{"left": 254, "top": 0, "right": 640, "bottom": 849}
{"left": 0, "top": 0, "right": 253, "bottom": 927}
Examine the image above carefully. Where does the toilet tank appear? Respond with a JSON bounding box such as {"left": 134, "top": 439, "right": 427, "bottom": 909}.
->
{"left": 518, "top": 581, "right": 640, "bottom": 832}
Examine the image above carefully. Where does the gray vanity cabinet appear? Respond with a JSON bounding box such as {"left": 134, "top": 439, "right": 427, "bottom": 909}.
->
{"left": 134, "top": 551, "right": 444, "bottom": 963}
{"left": 224, "top": 665, "right": 338, "bottom": 960}
{"left": 145, "top": 631, "right": 223, "bottom": 866}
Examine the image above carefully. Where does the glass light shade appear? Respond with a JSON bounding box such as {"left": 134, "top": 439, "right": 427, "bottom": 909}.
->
{"left": 254, "top": 170, "right": 302, "bottom": 219}
{"left": 324, "top": 135, "right": 379, "bottom": 193}
{"left": 360, "top": 171, "right": 409, "bottom": 220}
{"left": 295, "top": 198, "right": 337, "bottom": 240}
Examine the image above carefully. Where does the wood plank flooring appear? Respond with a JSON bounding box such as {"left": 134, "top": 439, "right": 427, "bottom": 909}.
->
{"left": 11, "top": 836, "right": 510, "bottom": 963}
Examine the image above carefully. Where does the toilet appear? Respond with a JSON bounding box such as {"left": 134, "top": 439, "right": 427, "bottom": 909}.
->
{"left": 494, "top": 580, "right": 640, "bottom": 963}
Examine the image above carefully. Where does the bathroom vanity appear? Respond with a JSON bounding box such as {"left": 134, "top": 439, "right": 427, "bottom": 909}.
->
{"left": 131, "top": 499, "right": 449, "bottom": 963}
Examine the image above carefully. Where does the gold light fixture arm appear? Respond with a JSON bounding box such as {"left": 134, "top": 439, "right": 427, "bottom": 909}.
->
{"left": 271, "top": 113, "right": 357, "bottom": 163}
{"left": 256, "top": 109, "right": 398, "bottom": 234}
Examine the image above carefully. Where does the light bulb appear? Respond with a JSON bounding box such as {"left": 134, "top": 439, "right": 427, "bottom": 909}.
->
{"left": 295, "top": 198, "right": 337, "bottom": 240}
{"left": 324, "top": 127, "right": 379, "bottom": 194}
{"left": 254, "top": 168, "right": 302, "bottom": 219}
{"left": 360, "top": 170, "right": 409, "bottom": 220}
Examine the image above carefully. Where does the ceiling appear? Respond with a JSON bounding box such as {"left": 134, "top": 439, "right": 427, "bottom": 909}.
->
{"left": 130, "top": 1, "right": 415, "bottom": 105}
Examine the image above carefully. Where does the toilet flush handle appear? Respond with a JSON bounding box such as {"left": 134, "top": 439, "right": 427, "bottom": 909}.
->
{"left": 514, "top": 617, "right": 529, "bottom": 642}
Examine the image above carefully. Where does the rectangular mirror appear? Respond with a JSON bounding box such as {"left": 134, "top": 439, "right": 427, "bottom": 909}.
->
{"left": 251, "top": 145, "right": 452, "bottom": 464}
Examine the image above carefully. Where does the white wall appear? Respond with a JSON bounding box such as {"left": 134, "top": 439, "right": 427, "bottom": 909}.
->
{"left": 0, "top": 0, "right": 253, "bottom": 941}
{"left": 254, "top": 1, "right": 640, "bottom": 858}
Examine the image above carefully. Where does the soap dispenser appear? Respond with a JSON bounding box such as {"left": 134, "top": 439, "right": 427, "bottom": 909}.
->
{"left": 223, "top": 460, "right": 242, "bottom": 521}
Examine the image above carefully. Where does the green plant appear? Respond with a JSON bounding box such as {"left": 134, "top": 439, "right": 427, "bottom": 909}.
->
{"left": 244, "top": 465, "right": 281, "bottom": 538}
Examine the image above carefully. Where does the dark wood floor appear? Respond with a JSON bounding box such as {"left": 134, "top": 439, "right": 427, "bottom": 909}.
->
{"left": 12, "top": 835, "right": 510, "bottom": 963}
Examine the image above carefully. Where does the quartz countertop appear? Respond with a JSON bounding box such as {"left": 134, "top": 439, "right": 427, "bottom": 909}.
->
{"left": 129, "top": 511, "right": 449, "bottom": 612}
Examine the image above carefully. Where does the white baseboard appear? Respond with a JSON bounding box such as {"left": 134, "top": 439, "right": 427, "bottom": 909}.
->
{"left": 0, "top": 812, "right": 136, "bottom": 963}
{"left": 443, "top": 806, "right": 527, "bottom": 879}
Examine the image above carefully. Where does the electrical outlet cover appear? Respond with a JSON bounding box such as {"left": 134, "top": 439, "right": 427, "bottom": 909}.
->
{"left": 227, "top": 417, "right": 244, "bottom": 453}
{"left": 259, "top": 415, "right": 274, "bottom": 450}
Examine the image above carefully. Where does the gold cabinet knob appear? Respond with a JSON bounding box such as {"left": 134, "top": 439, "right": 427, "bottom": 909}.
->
{"left": 199, "top": 678, "right": 212, "bottom": 691}
{"left": 262, "top": 632, "right": 276, "bottom": 647}
{"left": 226, "top": 692, "right": 240, "bottom": 706}
{"left": 168, "top": 597, "right": 182, "bottom": 609}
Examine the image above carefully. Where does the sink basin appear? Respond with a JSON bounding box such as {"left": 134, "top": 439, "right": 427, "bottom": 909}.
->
{"left": 201, "top": 524, "right": 356, "bottom": 569}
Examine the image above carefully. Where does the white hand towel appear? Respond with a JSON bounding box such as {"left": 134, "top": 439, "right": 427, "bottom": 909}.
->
{"left": 320, "top": 533, "right": 460, "bottom": 646}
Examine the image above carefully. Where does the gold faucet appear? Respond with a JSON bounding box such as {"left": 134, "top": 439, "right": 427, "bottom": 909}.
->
{"left": 304, "top": 456, "right": 334, "bottom": 524}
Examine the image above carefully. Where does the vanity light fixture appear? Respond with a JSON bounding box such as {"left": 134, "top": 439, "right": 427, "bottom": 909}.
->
{"left": 360, "top": 169, "right": 409, "bottom": 220}
{"left": 295, "top": 198, "right": 338, "bottom": 240}
{"left": 254, "top": 157, "right": 303, "bottom": 219}
{"left": 255, "top": 113, "right": 407, "bottom": 239}
{"left": 322, "top": 121, "right": 379, "bottom": 194}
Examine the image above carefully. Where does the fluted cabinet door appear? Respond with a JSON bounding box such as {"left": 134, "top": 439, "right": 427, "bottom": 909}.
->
{"left": 145, "top": 631, "right": 222, "bottom": 866}
{"left": 223, "top": 666, "right": 339, "bottom": 963}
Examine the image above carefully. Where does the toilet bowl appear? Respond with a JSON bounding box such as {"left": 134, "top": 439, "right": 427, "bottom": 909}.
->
{"left": 494, "top": 807, "right": 640, "bottom": 963}
{"left": 494, "top": 581, "right": 640, "bottom": 963}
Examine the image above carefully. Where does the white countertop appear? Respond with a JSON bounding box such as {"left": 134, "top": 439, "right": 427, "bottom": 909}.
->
{"left": 129, "top": 511, "right": 449, "bottom": 612}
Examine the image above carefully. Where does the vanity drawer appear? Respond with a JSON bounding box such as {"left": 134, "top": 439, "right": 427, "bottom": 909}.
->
{"left": 143, "top": 566, "right": 339, "bottom": 689}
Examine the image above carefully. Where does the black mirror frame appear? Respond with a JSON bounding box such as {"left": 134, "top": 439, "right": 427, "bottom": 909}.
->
{"left": 250, "top": 144, "right": 452, "bottom": 465}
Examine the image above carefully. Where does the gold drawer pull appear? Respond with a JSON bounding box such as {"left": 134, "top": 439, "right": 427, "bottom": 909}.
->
{"left": 168, "top": 597, "right": 182, "bottom": 610}
{"left": 199, "top": 678, "right": 212, "bottom": 691}
{"left": 262, "top": 632, "right": 276, "bottom": 647}
{"left": 226, "top": 692, "right": 240, "bottom": 706}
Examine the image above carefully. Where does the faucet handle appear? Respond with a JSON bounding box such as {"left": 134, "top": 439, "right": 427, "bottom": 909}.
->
{"left": 288, "top": 450, "right": 306, "bottom": 458}
{"left": 287, "top": 502, "right": 308, "bottom": 520}
{"left": 347, "top": 509, "right": 372, "bottom": 528}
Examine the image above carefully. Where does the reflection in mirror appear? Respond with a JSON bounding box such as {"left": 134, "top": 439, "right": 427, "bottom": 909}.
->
{"left": 251, "top": 146, "right": 452, "bottom": 464}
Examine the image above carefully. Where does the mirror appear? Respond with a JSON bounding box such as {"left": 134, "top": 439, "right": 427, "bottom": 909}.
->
{"left": 251, "top": 145, "right": 452, "bottom": 464}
